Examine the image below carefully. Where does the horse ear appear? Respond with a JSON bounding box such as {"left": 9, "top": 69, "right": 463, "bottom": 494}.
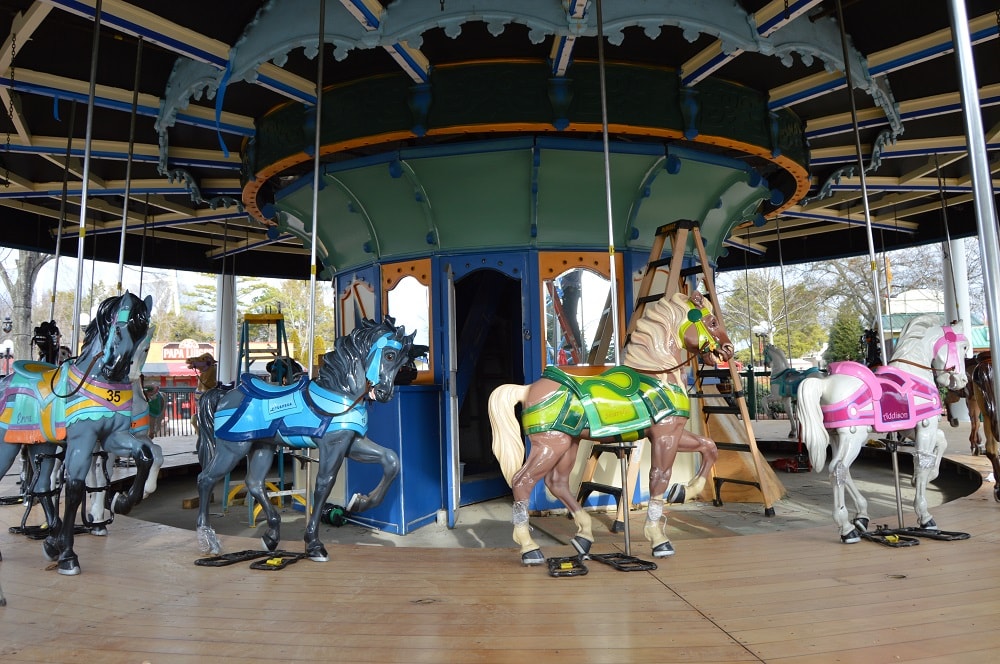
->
{"left": 144, "top": 295, "right": 154, "bottom": 315}
{"left": 689, "top": 290, "right": 705, "bottom": 307}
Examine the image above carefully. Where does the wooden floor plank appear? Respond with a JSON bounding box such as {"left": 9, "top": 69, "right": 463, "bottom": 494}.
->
{"left": 2, "top": 442, "right": 998, "bottom": 663}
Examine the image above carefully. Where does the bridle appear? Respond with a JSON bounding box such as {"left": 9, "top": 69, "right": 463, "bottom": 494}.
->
{"left": 893, "top": 326, "right": 967, "bottom": 379}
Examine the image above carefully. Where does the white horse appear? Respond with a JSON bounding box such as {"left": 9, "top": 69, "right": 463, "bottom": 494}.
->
{"left": 797, "top": 315, "right": 968, "bottom": 543}
{"left": 764, "top": 344, "right": 823, "bottom": 439}
{"left": 85, "top": 325, "right": 165, "bottom": 534}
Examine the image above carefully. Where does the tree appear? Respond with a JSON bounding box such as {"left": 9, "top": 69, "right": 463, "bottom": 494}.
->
{"left": 1, "top": 249, "right": 54, "bottom": 361}
{"left": 824, "top": 305, "right": 864, "bottom": 363}
{"left": 717, "top": 267, "right": 827, "bottom": 366}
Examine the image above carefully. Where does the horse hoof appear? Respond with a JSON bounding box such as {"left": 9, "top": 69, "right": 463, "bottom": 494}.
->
{"left": 261, "top": 534, "right": 280, "bottom": 552}
{"left": 853, "top": 517, "right": 870, "bottom": 532}
{"left": 841, "top": 528, "right": 862, "bottom": 544}
{"left": 994, "top": 486, "right": 1000, "bottom": 503}
{"left": 42, "top": 538, "right": 60, "bottom": 562}
{"left": 665, "top": 484, "right": 686, "bottom": 504}
{"left": 919, "top": 519, "right": 939, "bottom": 531}
{"left": 111, "top": 492, "right": 131, "bottom": 515}
{"left": 651, "top": 541, "right": 675, "bottom": 558}
{"left": 90, "top": 526, "right": 108, "bottom": 537}
{"left": 307, "top": 543, "right": 329, "bottom": 562}
{"left": 570, "top": 536, "right": 593, "bottom": 558}
{"left": 521, "top": 549, "right": 545, "bottom": 566}
{"left": 58, "top": 556, "right": 81, "bottom": 576}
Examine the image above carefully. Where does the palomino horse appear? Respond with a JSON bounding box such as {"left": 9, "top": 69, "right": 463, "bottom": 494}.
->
{"left": 945, "top": 354, "right": 987, "bottom": 456}
{"left": 0, "top": 292, "right": 157, "bottom": 575}
{"left": 965, "top": 352, "right": 1000, "bottom": 501}
{"left": 195, "top": 316, "right": 414, "bottom": 561}
{"left": 797, "top": 315, "right": 969, "bottom": 543}
{"left": 764, "top": 344, "right": 823, "bottom": 439}
{"left": 489, "top": 290, "right": 734, "bottom": 565}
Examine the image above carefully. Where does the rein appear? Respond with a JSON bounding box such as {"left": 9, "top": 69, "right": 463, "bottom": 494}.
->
{"left": 303, "top": 380, "right": 371, "bottom": 418}
{"left": 49, "top": 354, "right": 101, "bottom": 399}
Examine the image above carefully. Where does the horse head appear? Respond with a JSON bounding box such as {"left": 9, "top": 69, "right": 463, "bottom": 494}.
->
{"left": 81, "top": 292, "right": 153, "bottom": 382}
{"left": 320, "top": 316, "right": 416, "bottom": 402}
{"left": 679, "top": 291, "right": 734, "bottom": 366}
{"left": 363, "top": 316, "right": 416, "bottom": 402}
{"left": 930, "top": 321, "right": 970, "bottom": 392}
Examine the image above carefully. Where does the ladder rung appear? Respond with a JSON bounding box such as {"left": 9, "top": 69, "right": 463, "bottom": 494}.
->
{"left": 715, "top": 442, "right": 752, "bottom": 453}
{"left": 698, "top": 369, "right": 733, "bottom": 379}
{"left": 637, "top": 293, "right": 664, "bottom": 307}
{"left": 648, "top": 256, "right": 672, "bottom": 269}
{"left": 655, "top": 219, "right": 698, "bottom": 236}
{"left": 679, "top": 265, "right": 704, "bottom": 278}
{"left": 703, "top": 405, "right": 741, "bottom": 415}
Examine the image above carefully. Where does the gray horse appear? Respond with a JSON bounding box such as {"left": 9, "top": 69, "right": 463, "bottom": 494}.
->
{"left": 195, "top": 316, "right": 414, "bottom": 562}
{"left": 0, "top": 292, "right": 156, "bottom": 575}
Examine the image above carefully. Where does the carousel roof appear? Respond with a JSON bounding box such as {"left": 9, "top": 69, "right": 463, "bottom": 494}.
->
{"left": 0, "top": 1, "right": 997, "bottom": 278}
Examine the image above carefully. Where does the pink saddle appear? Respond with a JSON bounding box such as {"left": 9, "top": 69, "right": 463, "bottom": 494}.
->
{"left": 821, "top": 361, "right": 941, "bottom": 432}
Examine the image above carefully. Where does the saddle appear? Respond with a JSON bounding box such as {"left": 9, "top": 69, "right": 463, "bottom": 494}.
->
{"left": 823, "top": 361, "right": 941, "bottom": 432}
{"left": 536, "top": 365, "right": 687, "bottom": 438}
{"left": 240, "top": 373, "right": 309, "bottom": 399}
{"left": 772, "top": 366, "right": 821, "bottom": 399}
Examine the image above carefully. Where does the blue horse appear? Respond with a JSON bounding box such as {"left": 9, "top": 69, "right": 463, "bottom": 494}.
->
{"left": 0, "top": 292, "right": 156, "bottom": 575}
{"left": 195, "top": 316, "right": 414, "bottom": 562}
{"left": 764, "top": 344, "right": 824, "bottom": 439}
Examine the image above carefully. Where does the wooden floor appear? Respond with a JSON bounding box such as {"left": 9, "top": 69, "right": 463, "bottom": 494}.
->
{"left": 1, "top": 444, "right": 998, "bottom": 662}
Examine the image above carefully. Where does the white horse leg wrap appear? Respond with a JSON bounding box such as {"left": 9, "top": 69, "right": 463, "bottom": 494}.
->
{"left": 832, "top": 461, "right": 848, "bottom": 487}
{"left": 512, "top": 499, "right": 529, "bottom": 526}
{"left": 915, "top": 450, "right": 935, "bottom": 469}
{"left": 644, "top": 499, "right": 667, "bottom": 547}
{"left": 572, "top": 509, "right": 594, "bottom": 541}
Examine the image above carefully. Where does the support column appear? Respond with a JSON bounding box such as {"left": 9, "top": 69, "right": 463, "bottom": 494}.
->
{"left": 215, "top": 272, "right": 238, "bottom": 384}
{"left": 943, "top": 239, "right": 971, "bottom": 421}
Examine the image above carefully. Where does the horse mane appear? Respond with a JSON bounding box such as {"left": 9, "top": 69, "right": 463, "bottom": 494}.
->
{"left": 316, "top": 316, "right": 409, "bottom": 393}
{"left": 623, "top": 291, "right": 699, "bottom": 371}
{"left": 890, "top": 314, "right": 939, "bottom": 363}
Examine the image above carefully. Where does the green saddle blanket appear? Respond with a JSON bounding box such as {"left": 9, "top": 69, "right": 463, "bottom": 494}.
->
{"left": 523, "top": 365, "right": 689, "bottom": 439}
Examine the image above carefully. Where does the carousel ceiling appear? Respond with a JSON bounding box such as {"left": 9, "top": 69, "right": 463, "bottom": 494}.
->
{"left": 0, "top": 0, "right": 997, "bottom": 278}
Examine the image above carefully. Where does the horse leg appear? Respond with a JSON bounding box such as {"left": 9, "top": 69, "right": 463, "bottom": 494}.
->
{"left": 911, "top": 425, "right": 946, "bottom": 529}
{"left": 101, "top": 431, "right": 156, "bottom": 517}
{"left": 827, "top": 430, "right": 868, "bottom": 543}
{"left": 243, "top": 445, "right": 281, "bottom": 551}
{"left": 787, "top": 397, "right": 799, "bottom": 439}
{"left": 85, "top": 452, "right": 113, "bottom": 536}
{"left": 54, "top": 433, "right": 104, "bottom": 575}
{"left": 344, "top": 436, "right": 400, "bottom": 513}
{"left": 673, "top": 429, "right": 718, "bottom": 503}
{"left": 303, "top": 432, "right": 354, "bottom": 562}
{"left": 196, "top": 440, "right": 252, "bottom": 554}
{"left": 644, "top": 419, "right": 689, "bottom": 557}
{"left": 968, "top": 397, "right": 984, "bottom": 455}
{"left": 541, "top": 439, "right": 593, "bottom": 556}
{"left": 509, "top": 432, "right": 568, "bottom": 565}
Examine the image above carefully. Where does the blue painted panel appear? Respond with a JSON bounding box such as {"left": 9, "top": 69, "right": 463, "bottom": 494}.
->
{"left": 346, "top": 385, "right": 442, "bottom": 535}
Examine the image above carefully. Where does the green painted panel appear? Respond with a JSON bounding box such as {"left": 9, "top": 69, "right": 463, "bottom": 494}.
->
{"left": 565, "top": 63, "right": 683, "bottom": 130}
{"left": 403, "top": 149, "right": 536, "bottom": 250}
{"left": 427, "top": 63, "right": 553, "bottom": 127}
{"left": 534, "top": 150, "right": 659, "bottom": 248}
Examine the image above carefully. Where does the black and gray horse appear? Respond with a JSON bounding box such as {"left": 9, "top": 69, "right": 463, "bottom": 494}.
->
{"left": 0, "top": 292, "right": 156, "bottom": 575}
{"left": 195, "top": 316, "right": 414, "bottom": 561}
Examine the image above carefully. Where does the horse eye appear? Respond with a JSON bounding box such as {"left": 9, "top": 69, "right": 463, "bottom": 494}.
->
{"left": 384, "top": 351, "right": 396, "bottom": 362}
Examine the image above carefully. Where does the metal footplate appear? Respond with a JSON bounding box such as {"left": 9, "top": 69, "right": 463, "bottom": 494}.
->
{"left": 546, "top": 555, "right": 588, "bottom": 577}
{"left": 589, "top": 552, "right": 657, "bottom": 572}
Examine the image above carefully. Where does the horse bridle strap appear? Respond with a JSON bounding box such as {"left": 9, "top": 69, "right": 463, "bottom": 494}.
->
{"left": 894, "top": 326, "right": 967, "bottom": 374}
{"left": 303, "top": 381, "right": 369, "bottom": 418}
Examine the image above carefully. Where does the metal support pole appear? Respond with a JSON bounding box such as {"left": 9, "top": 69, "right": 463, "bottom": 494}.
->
{"left": 947, "top": 0, "right": 1000, "bottom": 410}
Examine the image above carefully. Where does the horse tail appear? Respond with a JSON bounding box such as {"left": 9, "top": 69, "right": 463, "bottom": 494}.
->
{"left": 797, "top": 376, "right": 830, "bottom": 473}
{"left": 489, "top": 383, "right": 530, "bottom": 486}
{"left": 196, "top": 385, "right": 229, "bottom": 468}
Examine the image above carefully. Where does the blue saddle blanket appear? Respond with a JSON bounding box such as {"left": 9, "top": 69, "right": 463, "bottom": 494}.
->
{"left": 214, "top": 378, "right": 367, "bottom": 448}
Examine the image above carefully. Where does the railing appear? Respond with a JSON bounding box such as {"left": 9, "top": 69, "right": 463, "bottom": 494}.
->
{"left": 742, "top": 368, "right": 777, "bottom": 420}
{"left": 150, "top": 386, "right": 199, "bottom": 438}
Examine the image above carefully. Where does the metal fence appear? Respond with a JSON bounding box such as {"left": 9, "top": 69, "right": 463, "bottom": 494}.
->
{"left": 151, "top": 386, "right": 199, "bottom": 438}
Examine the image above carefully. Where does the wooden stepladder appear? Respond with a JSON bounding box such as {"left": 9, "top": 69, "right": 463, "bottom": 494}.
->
{"left": 575, "top": 218, "right": 778, "bottom": 527}
{"left": 636, "top": 219, "right": 777, "bottom": 515}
